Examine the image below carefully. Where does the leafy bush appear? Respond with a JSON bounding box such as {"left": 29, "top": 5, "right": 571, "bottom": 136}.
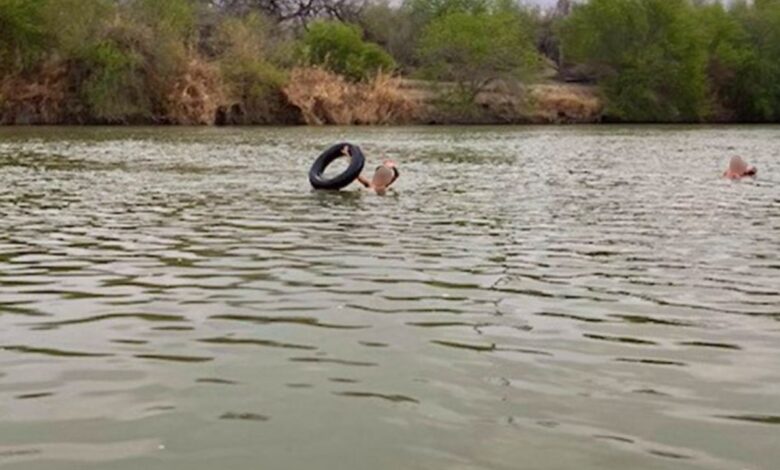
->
{"left": 123, "top": 0, "right": 194, "bottom": 81}
{"left": 404, "top": 0, "right": 489, "bottom": 23}
{"left": 697, "top": 2, "right": 757, "bottom": 120}
{"left": 418, "top": 10, "right": 540, "bottom": 101}
{"left": 215, "top": 13, "right": 288, "bottom": 122}
{"left": 40, "top": 0, "right": 112, "bottom": 57}
{"left": 5, "top": 0, "right": 780, "bottom": 124}
{"left": 301, "top": 21, "right": 396, "bottom": 81}
{"left": 358, "top": 2, "right": 417, "bottom": 70}
{"left": 222, "top": 58, "right": 287, "bottom": 108}
{"left": 131, "top": 0, "right": 196, "bottom": 44}
{"left": 80, "top": 40, "right": 149, "bottom": 122}
{"left": 63, "top": 0, "right": 193, "bottom": 122}
{"left": 561, "top": 0, "right": 709, "bottom": 122}
{"left": 0, "top": 0, "right": 47, "bottom": 71}
{"left": 360, "top": 0, "right": 492, "bottom": 71}
{"left": 719, "top": 0, "right": 780, "bottom": 121}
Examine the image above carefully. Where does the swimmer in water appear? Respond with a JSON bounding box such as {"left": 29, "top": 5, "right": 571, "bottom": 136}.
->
{"left": 723, "top": 156, "right": 757, "bottom": 180}
{"left": 341, "top": 145, "right": 399, "bottom": 193}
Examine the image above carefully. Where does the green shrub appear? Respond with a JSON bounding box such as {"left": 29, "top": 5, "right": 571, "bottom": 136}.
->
{"left": 0, "top": 0, "right": 47, "bottom": 71}
{"left": 80, "top": 40, "right": 149, "bottom": 122}
{"left": 404, "top": 0, "right": 489, "bottom": 23}
{"left": 131, "top": 0, "right": 196, "bottom": 44}
{"left": 561, "top": 0, "right": 709, "bottom": 122}
{"left": 361, "top": 0, "right": 491, "bottom": 71}
{"left": 358, "top": 2, "right": 416, "bottom": 70}
{"left": 123, "top": 0, "right": 194, "bottom": 80}
{"left": 223, "top": 58, "right": 286, "bottom": 102}
{"left": 301, "top": 21, "right": 395, "bottom": 81}
{"left": 215, "top": 13, "right": 288, "bottom": 121}
{"left": 721, "top": 0, "right": 780, "bottom": 121}
{"left": 40, "top": 0, "right": 112, "bottom": 57}
{"left": 418, "top": 10, "right": 540, "bottom": 101}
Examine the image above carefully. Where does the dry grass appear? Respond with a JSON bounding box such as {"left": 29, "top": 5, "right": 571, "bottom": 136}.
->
{"left": 388, "top": 79, "right": 603, "bottom": 124}
{"left": 1, "top": 58, "right": 226, "bottom": 125}
{"left": 0, "top": 61, "right": 602, "bottom": 125}
{"left": 282, "top": 67, "right": 417, "bottom": 125}
{"left": 528, "top": 83, "right": 603, "bottom": 123}
{"left": 0, "top": 61, "right": 71, "bottom": 124}
{"left": 162, "top": 58, "right": 225, "bottom": 125}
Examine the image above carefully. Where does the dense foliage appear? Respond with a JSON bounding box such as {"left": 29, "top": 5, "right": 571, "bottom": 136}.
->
{"left": 1, "top": 0, "right": 780, "bottom": 123}
{"left": 0, "top": 0, "right": 47, "bottom": 70}
{"left": 301, "top": 21, "right": 395, "bottom": 81}
{"left": 560, "top": 0, "right": 780, "bottom": 122}
{"left": 418, "top": 7, "right": 540, "bottom": 101}
{"left": 560, "top": 0, "right": 709, "bottom": 121}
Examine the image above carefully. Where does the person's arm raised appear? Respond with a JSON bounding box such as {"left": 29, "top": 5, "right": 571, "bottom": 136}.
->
{"left": 357, "top": 175, "right": 371, "bottom": 188}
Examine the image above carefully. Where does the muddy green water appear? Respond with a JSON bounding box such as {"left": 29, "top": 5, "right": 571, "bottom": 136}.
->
{"left": 0, "top": 126, "right": 778, "bottom": 470}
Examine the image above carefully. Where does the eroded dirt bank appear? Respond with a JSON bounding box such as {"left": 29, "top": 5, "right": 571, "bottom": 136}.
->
{"left": 1, "top": 65, "right": 602, "bottom": 126}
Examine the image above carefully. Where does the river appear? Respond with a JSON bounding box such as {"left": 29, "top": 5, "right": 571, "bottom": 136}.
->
{"left": 1, "top": 126, "right": 778, "bottom": 470}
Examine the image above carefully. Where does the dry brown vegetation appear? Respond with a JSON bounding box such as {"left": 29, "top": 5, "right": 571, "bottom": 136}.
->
{"left": 0, "top": 61, "right": 71, "bottom": 124}
{"left": 163, "top": 59, "right": 225, "bottom": 125}
{"left": 282, "top": 67, "right": 417, "bottom": 125}
{"left": 0, "top": 0, "right": 606, "bottom": 126}
{"left": 527, "top": 83, "right": 603, "bottom": 123}
{"left": 1, "top": 58, "right": 226, "bottom": 125}
{"left": 391, "top": 79, "right": 603, "bottom": 124}
{"left": 0, "top": 58, "right": 601, "bottom": 126}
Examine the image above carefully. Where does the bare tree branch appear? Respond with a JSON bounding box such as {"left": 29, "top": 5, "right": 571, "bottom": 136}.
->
{"left": 211, "top": 0, "right": 366, "bottom": 26}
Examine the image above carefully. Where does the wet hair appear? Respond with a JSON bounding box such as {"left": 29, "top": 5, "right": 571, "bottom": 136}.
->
{"left": 375, "top": 165, "right": 400, "bottom": 183}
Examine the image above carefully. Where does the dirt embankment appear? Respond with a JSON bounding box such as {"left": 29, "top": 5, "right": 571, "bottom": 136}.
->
{"left": 1, "top": 64, "right": 603, "bottom": 125}
{"left": 399, "top": 79, "right": 603, "bottom": 124}
{"left": 279, "top": 72, "right": 603, "bottom": 125}
{"left": 281, "top": 68, "right": 417, "bottom": 125}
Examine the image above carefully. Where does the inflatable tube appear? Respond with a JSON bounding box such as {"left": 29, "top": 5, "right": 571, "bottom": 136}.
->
{"left": 309, "top": 142, "right": 365, "bottom": 190}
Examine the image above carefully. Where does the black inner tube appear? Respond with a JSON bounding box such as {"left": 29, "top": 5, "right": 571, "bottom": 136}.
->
{"left": 309, "top": 142, "right": 365, "bottom": 190}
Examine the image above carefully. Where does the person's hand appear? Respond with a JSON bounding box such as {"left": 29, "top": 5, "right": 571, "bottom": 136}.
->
{"left": 341, "top": 145, "right": 351, "bottom": 158}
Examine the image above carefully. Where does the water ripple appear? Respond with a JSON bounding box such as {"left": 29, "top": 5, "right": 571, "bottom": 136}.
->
{"left": 1, "top": 126, "right": 779, "bottom": 470}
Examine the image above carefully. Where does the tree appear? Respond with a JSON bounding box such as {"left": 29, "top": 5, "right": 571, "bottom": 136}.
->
{"left": 300, "top": 21, "right": 395, "bottom": 81}
{"left": 0, "top": 0, "right": 47, "bottom": 71}
{"left": 358, "top": 1, "right": 417, "bottom": 71}
{"left": 214, "top": 13, "right": 289, "bottom": 122}
{"left": 211, "top": 0, "right": 365, "bottom": 26}
{"left": 41, "top": 0, "right": 113, "bottom": 57}
{"left": 697, "top": 1, "right": 755, "bottom": 120}
{"left": 404, "top": 0, "right": 489, "bottom": 22}
{"left": 724, "top": 0, "right": 780, "bottom": 121}
{"left": 417, "top": 10, "right": 540, "bottom": 102}
{"left": 561, "top": 0, "right": 709, "bottom": 122}
{"left": 536, "top": 0, "right": 573, "bottom": 69}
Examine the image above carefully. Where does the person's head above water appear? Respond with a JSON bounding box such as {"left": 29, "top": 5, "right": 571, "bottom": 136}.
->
{"left": 369, "top": 160, "right": 399, "bottom": 191}
{"left": 724, "top": 156, "right": 757, "bottom": 179}
{"left": 341, "top": 146, "right": 399, "bottom": 193}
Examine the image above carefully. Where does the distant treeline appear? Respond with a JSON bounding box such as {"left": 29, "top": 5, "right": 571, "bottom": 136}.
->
{"left": 1, "top": 0, "right": 779, "bottom": 124}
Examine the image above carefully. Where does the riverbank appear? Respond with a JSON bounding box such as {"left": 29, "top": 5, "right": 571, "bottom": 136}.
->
{"left": 0, "top": 65, "right": 603, "bottom": 126}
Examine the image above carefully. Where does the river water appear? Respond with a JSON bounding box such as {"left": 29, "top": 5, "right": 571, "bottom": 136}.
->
{"left": 0, "top": 126, "right": 778, "bottom": 470}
